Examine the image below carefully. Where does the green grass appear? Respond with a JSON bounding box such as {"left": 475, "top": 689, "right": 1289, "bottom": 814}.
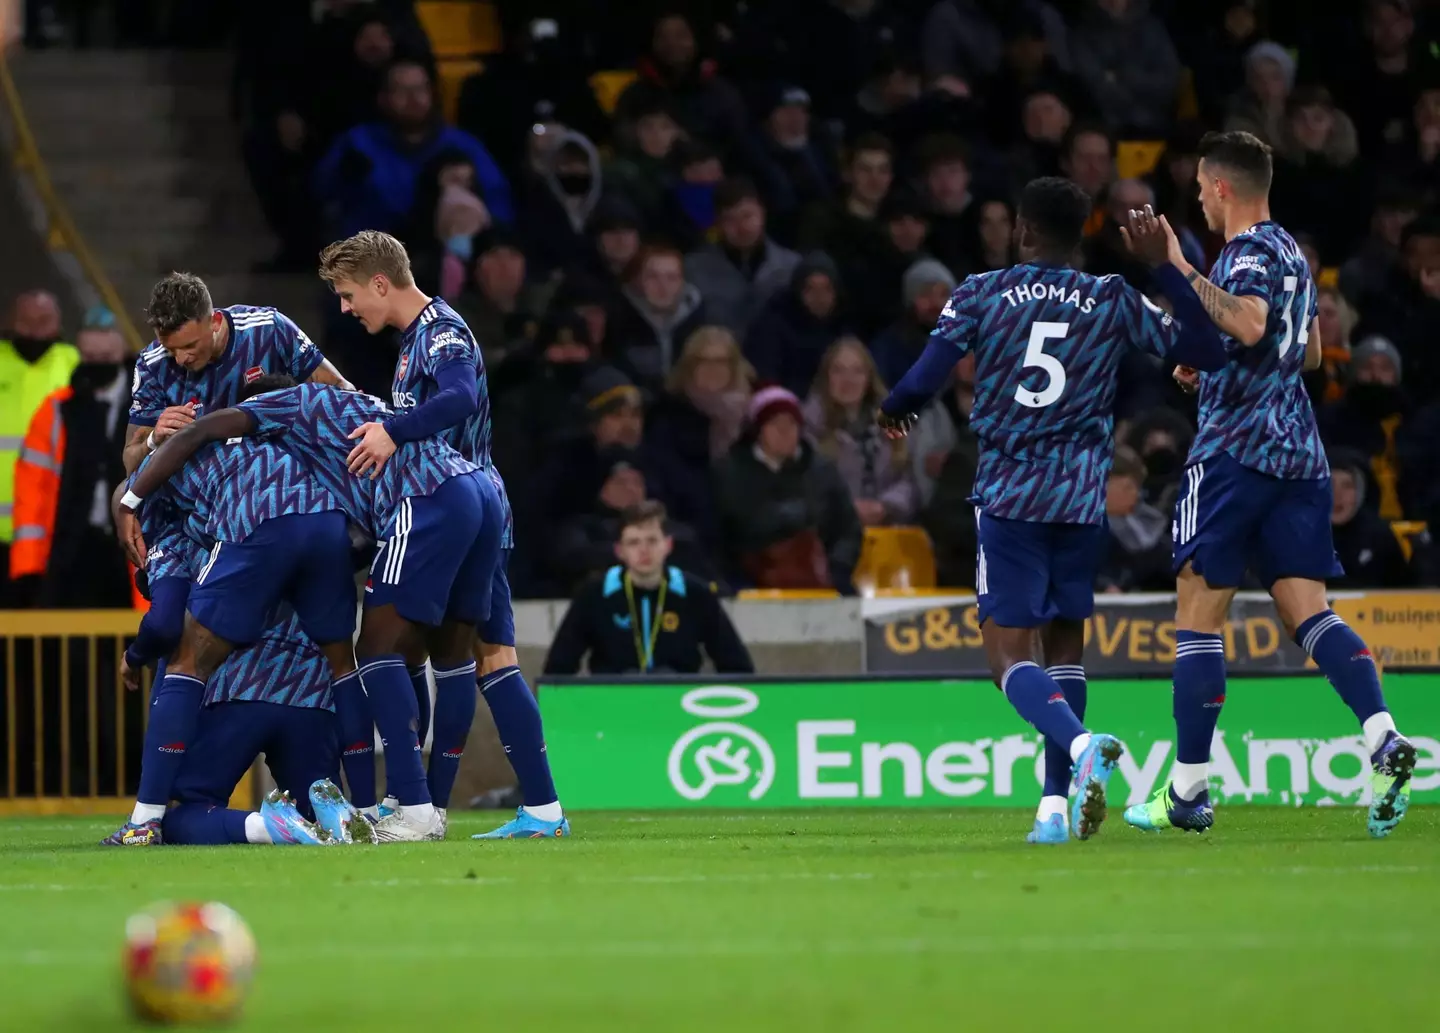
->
{"left": 2, "top": 808, "right": 1438, "bottom": 1032}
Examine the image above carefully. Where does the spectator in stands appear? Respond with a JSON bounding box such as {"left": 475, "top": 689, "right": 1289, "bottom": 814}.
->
{"left": 1306, "top": 285, "right": 1358, "bottom": 405}
{"left": 551, "top": 274, "right": 614, "bottom": 358}
{"left": 604, "top": 96, "right": 683, "bottom": 231}
{"left": 768, "top": 0, "right": 918, "bottom": 123}
{"left": 11, "top": 307, "right": 135, "bottom": 608}
{"left": 1061, "top": 122, "right": 1116, "bottom": 231}
{"left": 610, "top": 245, "right": 709, "bottom": 391}
{"left": 667, "top": 140, "right": 728, "bottom": 248}
{"left": 1388, "top": 83, "right": 1440, "bottom": 199}
{"left": 973, "top": 198, "right": 1016, "bottom": 273}
{"left": 911, "top": 353, "right": 979, "bottom": 587}
{"left": 850, "top": 50, "right": 924, "bottom": 144}
{"left": 1007, "top": 88, "right": 1073, "bottom": 196}
{"left": 917, "top": 134, "right": 978, "bottom": 276}
{"left": 798, "top": 134, "right": 892, "bottom": 279}
{"left": 742, "top": 85, "right": 838, "bottom": 245}
{"left": 685, "top": 178, "right": 800, "bottom": 340}
{"left": 571, "top": 199, "right": 643, "bottom": 308}
{"left": 1320, "top": 336, "right": 1412, "bottom": 519}
{"left": 1096, "top": 446, "right": 1172, "bottom": 592}
{"left": 450, "top": 228, "right": 551, "bottom": 373}
{"left": 1125, "top": 407, "right": 1194, "bottom": 513}
{"left": 1340, "top": 186, "right": 1422, "bottom": 306}
{"left": 804, "top": 337, "right": 918, "bottom": 527}
{"left": 921, "top": 0, "right": 1070, "bottom": 87}
{"left": 414, "top": 150, "right": 491, "bottom": 295}
{"left": 1070, "top": 0, "right": 1180, "bottom": 135}
{"left": 1083, "top": 177, "right": 1155, "bottom": 287}
{"left": 614, "top": 12, "right": 748, "bottom": 149}
{"left": 544, "top": 501, "right": 753, "bottom": 676}
{"left": 1329, "top": 451, "right": 1414, "bottom": 589}
{"left": 312, "top": 60, "right": 512, "bottom": 239}
{"left": 456, "top": 17, "right": 608, "bottom": 180}
{"left": 520, "top": 130, "right": 606, "bottom": 280}
{"left": 0, "top": 288, "right": 77, "bottom": 606}
{"left": 984, "top": 16, "right": 1085, "bottom": 148}
{"left": 745, "top": 252, "right": 850, "bottom": 397}
{"left": 1187, "top": 0, "right": 1267, "bottom": 125}
{"left": 492, "top": 310, "right": 597, "bottom": 482}
{"left": 1270, "top": 86, "right": 1366, "bottom": 265}
{"left": 713, "top": 385, "right": 862, "bottom": 593}
{"left": 1356, "top": 216, "right": 1440, "bottom": 398}
{"left": 1148, "top": 124, "right": 1215, "bottom": 267}
{"left": 648, "top": 327, "right": 754, "bottom": 504}
{"left": 1224, "top": 40, "right": 1294, "bottom": 145}
{"left": 870, "top": 258, "right": 957, "bottom": 389}
{"left": 1329, "top": 0, "right": 1429, "bottom": 156}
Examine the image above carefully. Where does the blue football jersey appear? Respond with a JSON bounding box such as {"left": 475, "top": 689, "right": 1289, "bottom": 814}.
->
{"left": 128, "top": 306, "right": 324, "bottom": 427}
{"left": 137, "top": 494, "right": 205, "bottom": 583}
{"left": 932, "top": 262, "right": 1179, "bottom": 524}
{"left": 205, "top": 605, "right": 333, "bottom": 711}
{"left": 393, "top": 298, "right": 514, "bottom": 548}
{"left": 237, "top": 383, "right": 476, "bottom": 539}
{"left": 155, "top": 436, "right": 341, "bottom": 545}
{"left": 1187, "top": 222, "right": 1327, "bottom": 481}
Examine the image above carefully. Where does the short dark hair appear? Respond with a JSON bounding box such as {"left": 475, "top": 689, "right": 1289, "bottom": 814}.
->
{"left": 849, "top": 132, "right": 893, "bottom": 163}
{"left": 1063, "top": 120, "right": 1115, "bottom": 158}
{"left": 1110, "top": 445, "right": 1146, "bottom": 484}
{"left": 917, "top": 133, "right": 971, "bottom": 174}
{"left": 1018, "top": 177, "right": 1092, "bottom": 253}
{"left": 619, "top": 500, "right": 668, "bottom": 534}
{"left": 1401, "top": 214, "right": 1440, "bottom": 248}
{"left": 238, "top": 373, "right": 297, "bottom": 402}
{"left": 1286, "top": 84, "right": 1334, "bottom": 115}
{"left": 1197, "top": 130, "right": 1273, "bottom": 196}
{"left": 147, "top": 272, "right": 213, "bottom": 337}
{"left": 714, "top": 176, "right": 762, "bottom": 214}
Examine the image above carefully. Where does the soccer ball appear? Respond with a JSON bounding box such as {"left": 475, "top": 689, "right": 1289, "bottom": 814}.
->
{"left": 122, "top": 901, "right": 256, "bottom": 1025}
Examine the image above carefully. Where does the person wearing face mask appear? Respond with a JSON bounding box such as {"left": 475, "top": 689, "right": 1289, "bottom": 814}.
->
{"left": 1123, "top": 407, "right": 1194, "bottom": 514}
{"left": 1319, "top": 335, "right": 1411, "bottom": 520}
{"left": 740, "top": 85, "right": 839, "bottom": 246}
{"left": 11, "top": 306, "right": 139, "bottom": 608}
{"left": 450, "top": 227, "right": 552, "bottom": 372}
{"left": 1327, "top": 451, "right": 1414, "bottom": 590}
{"left": 0, "top": 289, "right": 78, "bottom": 606}
{"left": 522, "top": 130, "right": 606, "bottom": 279}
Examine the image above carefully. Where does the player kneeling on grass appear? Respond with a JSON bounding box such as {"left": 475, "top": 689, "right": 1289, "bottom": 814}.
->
{"left": 877, "top": 177, "right": 1229, "bottom": 843}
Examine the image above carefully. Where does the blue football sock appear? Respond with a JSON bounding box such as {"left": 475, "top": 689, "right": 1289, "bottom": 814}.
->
{"left": 1042, "top": 665, "right": 1088, "bottom": 798}
{"left": 1001, "top": 662, "right": 1086, "bottom": 749}
{"left": 1173, "top": 630, "right": 1226, "bottom": 766}
{"left": 1296, "top": 610, "right": 1387, "bottom": 725}
{"left": 358, "top": 655, "right": 430, "bottom": 806}
{"left": 480, "top": 666, "right": 558, "bottom": 807}
{"left": 333, "top": 670, "right": 377, "bottom": 809}
{"left": 136, "top": 673, "right": 205, "bottom": 806}
{"left": 410, "top": 665, "right": 432, "bottom": 750}
{"left": 427, "top": 661, "right": 477, "bottom": 810}
{"left": 162, "top": 803, "right": 249, "bottom": 846}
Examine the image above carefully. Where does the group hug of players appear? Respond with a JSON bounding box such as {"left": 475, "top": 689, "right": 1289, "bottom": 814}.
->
{"left": 104, "top": 129, "right": 1415, "bottom": 850}
{"left": 105, "top": 230, "right": 565, "bottom": 847}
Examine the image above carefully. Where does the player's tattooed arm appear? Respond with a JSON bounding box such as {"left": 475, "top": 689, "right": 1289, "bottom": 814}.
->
{"left": 307, "top": 359, "right": 355, "bottom": 391}
{"left": 1180, "top": 269, "right": 1268, "bottom": 346}
{"left": 122, "top": 423, "right": 152, "bottom": 474}
{"left": 127, "top": 408, "right": 256, "bottom": 502}
{"left": 1303, "top": 318, "right": 1323, "bottom": 372}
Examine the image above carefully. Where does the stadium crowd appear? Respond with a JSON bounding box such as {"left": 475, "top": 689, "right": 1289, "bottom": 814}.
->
{"left": 6, "top": 0, "right": 1440, "bottom": 606}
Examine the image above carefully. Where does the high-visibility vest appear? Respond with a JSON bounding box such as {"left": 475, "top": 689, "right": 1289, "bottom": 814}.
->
{"left": 12, "top": 384, "right": 146, "bottom": 610}
{"left": 0, "top": 339, "right": 80, "bottom": 543}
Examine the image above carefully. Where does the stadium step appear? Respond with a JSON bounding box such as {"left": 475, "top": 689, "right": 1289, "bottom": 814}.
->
{"left": 7, "top": 48, "right": 286, "bottom": 331}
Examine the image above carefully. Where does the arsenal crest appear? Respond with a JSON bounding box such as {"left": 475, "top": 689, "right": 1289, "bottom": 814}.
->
{"left": 397, "top": 353, "right": 410, "bottom": 379}
{"left": 243, "top": 366, "right": 264, "bottom": 384}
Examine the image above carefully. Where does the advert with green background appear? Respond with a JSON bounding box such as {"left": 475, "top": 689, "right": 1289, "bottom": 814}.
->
{"left": 539, "top": 674, "right": 1440, "bottom": 810}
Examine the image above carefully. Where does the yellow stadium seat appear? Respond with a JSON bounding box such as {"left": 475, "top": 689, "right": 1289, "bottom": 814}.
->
{"left": 1390, "top": 520, "right": 1428, "bottom": 562}
{"left": 1116, "top": 140, "right": 1165, "bottom": 180}
{"left": 1176, "top": 67, "right": 1199, "bottom": 122}
{"left": 735, "top": 588, "right": 841, "bottom": 600}
{"left": 435, "top": 58, "right": 482, "bottom": 124}
{"left": 1318, "top": 266, "right": 1339, "bottom": 289}
{"left": 853, "top": 526, "right": 937, "bottom": 597}
{"left": 416, "top": 1, "right": 502, "bottom": 58}
{"left": 589, "top": 70, "right": 639, "bottom": 116}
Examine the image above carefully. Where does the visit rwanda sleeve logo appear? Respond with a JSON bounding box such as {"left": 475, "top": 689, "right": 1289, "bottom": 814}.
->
{"left": 668, "top": 687, "right": 775, "bottom": 801}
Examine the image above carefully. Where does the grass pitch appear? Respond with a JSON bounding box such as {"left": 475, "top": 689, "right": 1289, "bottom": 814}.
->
{"left": 1, "top": 808, "right": 1436, "bottom": 1032}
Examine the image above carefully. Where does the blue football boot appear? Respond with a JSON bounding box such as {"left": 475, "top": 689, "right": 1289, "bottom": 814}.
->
{"left": 472, "top": 807, "right": 571, "bottom": 840}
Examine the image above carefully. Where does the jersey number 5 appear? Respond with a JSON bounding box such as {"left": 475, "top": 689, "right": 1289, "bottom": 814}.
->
{"left": 1278, "top": 274, "right": 1312, "bottom": 359}
{"left": 1015, "top": 321, "right": 1069, "bottom": 409}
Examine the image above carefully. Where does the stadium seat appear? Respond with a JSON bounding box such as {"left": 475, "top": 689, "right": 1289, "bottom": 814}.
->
{"left": 590, "top": 70, "right": 639, "bottom": 116}
{"left": 1116, "top": 141, "right": 1165, "bottom": 180}
{"left": 735, "top": 588, "right": 841, "bottom": 600}
{"left": 415, "top": 1, "right": 502, "bottom": 58}
{"left": 1318, "top": 267, "right": 1339, "bottom": 289}
{"left": 1176, "top": 67, "right": 1200, "bottom": 122}
{"left": 435, "top": 58, "right": 482, "bottom": 123}
{"left": 852, "top": 526, "right": 937, "bottom": 597}
{"left": 1390, "top": 520, "right": 1428, "bottom": 562}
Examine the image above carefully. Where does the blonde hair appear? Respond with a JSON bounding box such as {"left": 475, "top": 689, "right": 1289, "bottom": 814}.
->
{"left": 666, "top": 325, "right": 756, "bottom": 395}
{"left": 1316, "top": 284, "right": 1357, "bottom": 348}
{"left": 811, "top": 336, "right": 905, "bottom": 463}
{"left": 318, "top": 230, "right": 415, "bottom": 289}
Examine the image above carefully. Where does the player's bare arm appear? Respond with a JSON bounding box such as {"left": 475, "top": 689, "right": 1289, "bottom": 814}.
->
{"left": 116, "top": 407, "right": 257, "bottom": 566}
{"left": 122, "top": 404, "right": 198, "bottom": 473}
{"left": 1302, "top": 318, "right": 1322, "bottom": 372}
{"left": 122, "top": 423, "right": 153, "bottom": 474}
{"left": 307, "top": 358, "right": 355, "bottom": 391}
